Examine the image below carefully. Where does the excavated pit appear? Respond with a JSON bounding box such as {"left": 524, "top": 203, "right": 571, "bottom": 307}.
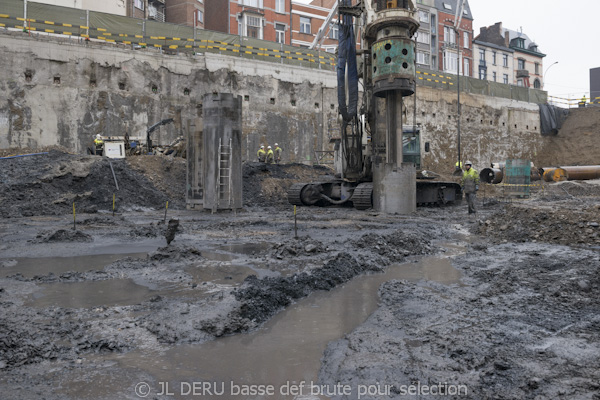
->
{"left": 0, "top": 150, "right": 599, "bottom": 399}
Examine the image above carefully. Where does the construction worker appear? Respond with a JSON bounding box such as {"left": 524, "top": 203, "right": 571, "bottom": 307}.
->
{"left": 461, "top": 160, "right": 479, "bottom": 214}
{"left": 274, "top": 143, "right": 282, "bottom": 164}
{"left": 93, "top": 134, "right": 104, "bottom": 156}
{"left": 257, "top": 145, "right": 266, "bottom": 162}
{"left": 266, "top": 145, "right": 274, "bottom": 164}
{"left": 579, "top": 95, "right": 587, "bottom": 108}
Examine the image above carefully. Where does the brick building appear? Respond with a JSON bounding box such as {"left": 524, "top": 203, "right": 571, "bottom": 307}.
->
{"left": 435, "top": 0, "right": 473, "bottom": 77}
{"left": 165, "top": 0, "right": 204, "bottom": 28}
{"left": 205, "top": 0, "right": 292, "bottom": 45}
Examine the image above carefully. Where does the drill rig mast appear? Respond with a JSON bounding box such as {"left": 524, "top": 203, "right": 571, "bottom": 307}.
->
{"left": 288, "top": 0, "right": 461, "bottom": 211}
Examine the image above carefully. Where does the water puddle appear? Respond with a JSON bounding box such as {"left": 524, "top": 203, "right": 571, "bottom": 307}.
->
{"left": 71, "top": 255, "right": 462, "bottom": 399}
{"left": 185, "top": 264, "right": 257, "bottom": 285}
{"left": 26, "top": 278, "right": 156, "bottom": 309}
{"left": 1, "top": 253, "right": 147, "bottom": 279}
{"left": 218, "top": 242, "right": 271, "bottom": 255}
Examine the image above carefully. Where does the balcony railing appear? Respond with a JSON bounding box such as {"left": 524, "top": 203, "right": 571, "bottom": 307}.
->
{"left": 516, "top": 69, "right": 530, "bottom": 78}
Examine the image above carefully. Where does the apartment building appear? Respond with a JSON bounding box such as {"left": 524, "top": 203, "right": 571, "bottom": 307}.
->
{"left": 503, "top": 28, "right": 545, "bottom": 88}
{"left": 291, "top": 0, "right": 338, "bottom": 51}
{"left": 205, "top": 0, "right": 292, "bottom": 45}
{"left": 128, "top": 0, "right": 166, "bottom": 21}
{"left": 22, "top": 0, "right": 127, "bottom": 16}
{"left": 473, "top": 22, "right": 514, "bottom": 85}
{"left": 434, "top": 0, "right": 473, "bottom": 76}
{"left": 414, "top": 0, "right": 438, "bottom": 71}
{"left": 165, "top": 0, "right": 204, "bottom": 28}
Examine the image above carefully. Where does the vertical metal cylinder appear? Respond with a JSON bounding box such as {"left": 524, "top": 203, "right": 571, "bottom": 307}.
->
{"left": 202, "top": 93, "right": 243, "bottom": 211}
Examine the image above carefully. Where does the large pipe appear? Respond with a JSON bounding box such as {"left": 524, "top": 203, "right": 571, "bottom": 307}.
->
{"left": 559, "top": 166, "right": 600, "bottom": 181}
{"left": 480, "top": 168, "right": 503, "bottom": 184}
{"left": 542, "top": 168, "right": 568, "bottom": 182}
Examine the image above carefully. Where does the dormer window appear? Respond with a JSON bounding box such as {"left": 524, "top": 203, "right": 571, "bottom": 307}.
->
{"left": 443, "top": 3, "right": 452, "bottom": 10}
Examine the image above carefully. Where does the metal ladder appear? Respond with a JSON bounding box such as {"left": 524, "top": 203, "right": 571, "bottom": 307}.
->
{"left": 215, "top": 137, "right": 233, "bottom": 211}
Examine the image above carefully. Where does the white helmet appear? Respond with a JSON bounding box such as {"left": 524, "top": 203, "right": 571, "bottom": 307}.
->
{"left": 260, "top": 145, "right": 264, "bottom": 149}
{"left": 267, "top": 146, "right": 272, "bottom": 149}
{"left": 465, "top": 160, "right": 473, "bottom": 166}
{"left": 96, "top": 134, "right": 101, "bottom": 139}
{"left": 274, "top": 143, "right": 278, "bottom": 146}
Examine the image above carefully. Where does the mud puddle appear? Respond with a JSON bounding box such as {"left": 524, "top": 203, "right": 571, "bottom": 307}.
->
{"left": 70, "top": 254, "right": 463, "bottom": 399}
{"left": 0, "top": 253, "right": 147, "bottom": 278}
{"left": 26, "top": 278, "right": 157, "bottom": 309}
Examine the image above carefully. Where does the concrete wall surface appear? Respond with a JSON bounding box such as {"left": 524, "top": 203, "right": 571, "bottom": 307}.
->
{"left": 0, "top": 32, "right": 546, "bottom": 171}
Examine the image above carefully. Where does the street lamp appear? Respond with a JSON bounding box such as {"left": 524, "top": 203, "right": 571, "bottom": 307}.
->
{"left": 542, "top": 61, "right": 558, "bottom": 90}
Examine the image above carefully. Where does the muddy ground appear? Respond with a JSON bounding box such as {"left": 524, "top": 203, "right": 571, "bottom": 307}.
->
{"left": 0, "top": 151, "right": 599, "bottom": 399}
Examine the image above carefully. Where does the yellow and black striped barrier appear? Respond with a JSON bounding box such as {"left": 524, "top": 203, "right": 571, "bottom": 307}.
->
{"left": 0, "top": 13, "right": 337, "bottom": 68}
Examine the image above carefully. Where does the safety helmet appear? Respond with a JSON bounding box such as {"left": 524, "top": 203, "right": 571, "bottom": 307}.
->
{"left": 274, "top": 143, "right": 278, "bottom": 146}
{"left": 267, "top": 146, "right": 272, "bottom": 149}
{"left": 465, "top": 160, "right": 473, "bottom": 166}
{"left": 96, "top": 134, "right": 101, "bottom": 139}
{"left": 260, "top": 145, "right": 264, "bottom": 148}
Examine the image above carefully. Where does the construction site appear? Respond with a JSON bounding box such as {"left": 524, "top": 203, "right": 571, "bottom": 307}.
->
{"left": 1, "top": 0, "right": 600, "bottom": 399}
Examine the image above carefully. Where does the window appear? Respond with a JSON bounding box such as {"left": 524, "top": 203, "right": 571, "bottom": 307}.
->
{"left": 275, "top": 0, "right": 285, "bottom": 13}
{"left": 419, "top": 10, "right": 428, "bottom": 23}
{"left": 479, "top": 49, "right": 485, "bottom": 61}
{"left": 244, "top": 15, "right": 263, "bottom": 39}
{"left": 516, "top": 38, "right": 525, "bottom": 48}
{"left": 275, "top": 23, "right": 285, "bottom": 44}
{"left": 197, "top": 10, "right": 203, "bottom": 23}
{"left": 517, "top": 79, "right": 524, "bottom": 87}
{"left": 443, "top": 50, "right": 458, "bottom": 72}
{"left": 535, "top": 62, "right": 539, "bottom": 75}
{"left": 463, "top": 32, "right": 469, "bottom": 49}
{"left": 534, "top": 78, "right": 541, "bottom": 89}
{"left": 503, "top": 54, "right": 508, "bottom": 67}
{"left": 134, "top": 0, "right": 144, "bottom": 10}
{"left": 430, "top": 15, "right": 436, "bottom": 33}
{"left": 240, "top": 0, "right": 263, "bottom": 7}
{"left": 493, "top": 71, "right": 497, "bottom": 82}
{"left": 518, "top": 58, "right": 525, "bottom": 70}
{"left": 329, "top": 23, "right": 339, "bottom": 40}
{"left": 444, "top": 26, "right": 456, "bottom": 45}
{"left": 503, "top": 74, "right": 509, "bottom": 84}
{"left": 300, "top": 17, "right": 311, "bottom": 34}
{"left": 479, "top": 69, "right": 486, "bottom": 80}
{"left": 443, "top": 2, "right": 452, "bottom": 10}
{"left": 416, "top": 32, "right": 430, "bottom": 45}
{"left": 492, "top": 51, "right": 496, "bottom": 65}
{"left": 464, "top": 58, "right": 469, "bottom": 76}
{"left": 417, "top": 51, "right": 430, "bottom": 65}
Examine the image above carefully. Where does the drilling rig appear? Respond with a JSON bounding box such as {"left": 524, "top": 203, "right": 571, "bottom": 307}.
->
{"left": 288, "top": 0, "right": 461, "bottom": 212}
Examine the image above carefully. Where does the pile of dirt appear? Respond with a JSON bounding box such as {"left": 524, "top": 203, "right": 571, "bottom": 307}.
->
{"left": 242, "top": 162, "right": 333, "bottom": 208}
{"left": 0, "top": 150, "right": 181, "bottom": 218}
{"left": 475, "top": 203, "right": 600, "bottom": 245}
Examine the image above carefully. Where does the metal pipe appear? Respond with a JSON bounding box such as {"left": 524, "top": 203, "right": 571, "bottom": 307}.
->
{"left": 479, "top": 168, "right": 503, "bottom": 184}
{"left": 559, "top": 166, "right": 600, "bottom": 181}
{"left": 542, "top": 168, "right": 568, "bottom": 182}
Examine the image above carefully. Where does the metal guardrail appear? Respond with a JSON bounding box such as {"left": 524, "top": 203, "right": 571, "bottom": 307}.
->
{"left": 548, "top": 95, "right": 600, "bottom": 109}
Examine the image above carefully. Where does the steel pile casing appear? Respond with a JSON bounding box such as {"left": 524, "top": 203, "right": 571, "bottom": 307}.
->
{"left": 559, "top": 166, "right": 600, "bottom": 181}
{"left": 541, "top": 168, "right": 568, "bottom": 182}
{"left": 480, "top": 168, "right": 504, "bottom": 184}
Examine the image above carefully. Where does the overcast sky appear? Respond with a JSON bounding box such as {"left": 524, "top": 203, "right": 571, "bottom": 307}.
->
{"left": 295, "top": 0, "right": 600, "bottom": 100}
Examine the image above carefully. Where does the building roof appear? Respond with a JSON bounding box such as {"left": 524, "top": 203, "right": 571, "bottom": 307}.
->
{"left": 473, "top": 39, "right": 514, "bottom": 53}
{"left": 503, "top": 28, "right": 546, "bottom": 57}
{"left": 434, "top": 0, "right": 473, "bottom": 20}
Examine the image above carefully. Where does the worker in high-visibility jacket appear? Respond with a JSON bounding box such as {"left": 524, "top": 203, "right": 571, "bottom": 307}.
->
{"left": 93, "top": 134, "right": 104, "bottom": 156}
{"left": 274, "top": 143, "right": 282, "bottom": 164}
{"left": 257, "top": 145, "right": 266, "bottom": 162}
{"left": 460, "top": 160, "right": 479, "bottom": 214}
{"left": 266, "top": 146, "right": 274, "bottom": 164}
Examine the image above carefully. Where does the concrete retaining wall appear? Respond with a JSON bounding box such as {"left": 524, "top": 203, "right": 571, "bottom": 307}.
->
{"left": 0, "top": 32, "right": 546, "bottom": 172}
